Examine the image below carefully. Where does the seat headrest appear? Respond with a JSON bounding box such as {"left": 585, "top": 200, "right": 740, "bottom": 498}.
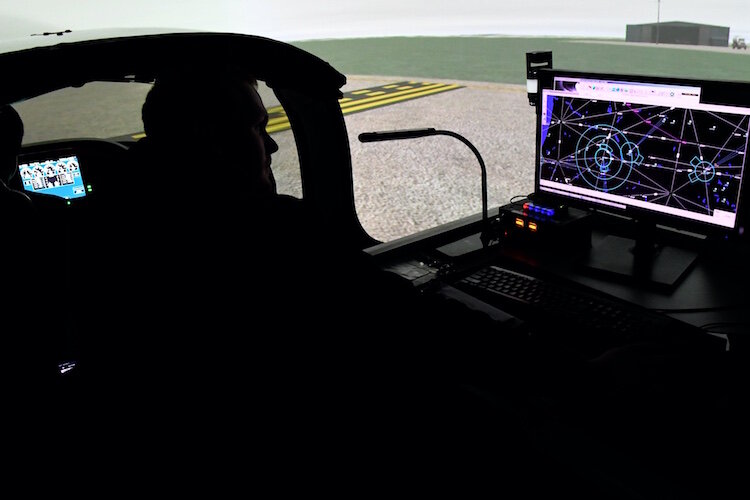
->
{"left": 0, "top": 105, "right": 23, "bottom": 184}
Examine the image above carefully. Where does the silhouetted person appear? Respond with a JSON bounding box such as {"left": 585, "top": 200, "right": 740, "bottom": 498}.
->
{"left": 108, "top": 64, "right": 407, "bottom": 339}
{"left": 75, "top": 66, "right": 396, "bottom": 416}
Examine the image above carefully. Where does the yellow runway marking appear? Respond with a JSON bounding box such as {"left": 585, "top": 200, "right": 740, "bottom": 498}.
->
{"left": 266, "top": 122, "right": 293, "bottom": 134}
{"left": 268, "top": 116, "right": 289, "bottom": 126}
{"left": 339, "top": 84, "right": 461, "bottom": 114}
{"left": 339, "top": 82, "right": 450, "bottom": 109}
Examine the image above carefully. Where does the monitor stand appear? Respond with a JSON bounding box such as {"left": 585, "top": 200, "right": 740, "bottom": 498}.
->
{"left": 583, "top": 219, "right": 700, "bottom": 291}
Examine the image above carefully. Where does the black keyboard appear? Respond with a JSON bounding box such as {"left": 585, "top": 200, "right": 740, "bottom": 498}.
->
{"left": 454, "top": 265, "right": 720, "bottom": 357}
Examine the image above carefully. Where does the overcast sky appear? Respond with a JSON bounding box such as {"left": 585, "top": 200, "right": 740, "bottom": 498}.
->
{"left": 1, "top": 0, "right": 748, "bottom": 41}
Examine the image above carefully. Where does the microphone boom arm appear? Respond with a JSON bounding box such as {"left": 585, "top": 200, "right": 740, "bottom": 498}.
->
{"left": 359, "top": 127, "right": 491, "bottom": 247}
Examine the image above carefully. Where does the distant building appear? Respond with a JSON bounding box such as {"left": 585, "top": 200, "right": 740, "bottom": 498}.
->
{"left": 626, "top": 21, "right": 729, "bottom": 47}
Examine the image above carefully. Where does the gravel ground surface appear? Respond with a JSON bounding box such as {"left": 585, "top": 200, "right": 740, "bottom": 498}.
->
{"left": 267, "top": 75, "right": 536, "bottom": 242}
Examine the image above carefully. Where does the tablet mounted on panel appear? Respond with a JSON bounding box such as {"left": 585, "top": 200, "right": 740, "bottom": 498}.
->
{"left": 16, "top": 149, "right": 87, "bottom": 202}
{"left": 533, "top": 68, "right": 750, "bottom": 290}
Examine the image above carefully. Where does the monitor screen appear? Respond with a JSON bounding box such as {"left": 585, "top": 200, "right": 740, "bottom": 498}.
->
{"left": 17, "top": 150, "right": 86, "bottom": 200}
{"left": 536, "top": 71, "right": 750, "bottom": 234}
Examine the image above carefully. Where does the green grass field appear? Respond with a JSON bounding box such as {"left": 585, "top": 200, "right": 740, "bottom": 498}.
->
{"left": 293, "top": 37, "right": 750, "bottom": 85}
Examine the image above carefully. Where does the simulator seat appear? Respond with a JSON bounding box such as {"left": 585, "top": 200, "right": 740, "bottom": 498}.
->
{"left": 0, "top": 104, "right": 31, "bottom": 209}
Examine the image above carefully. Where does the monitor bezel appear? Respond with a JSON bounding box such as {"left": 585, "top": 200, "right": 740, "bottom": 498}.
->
{"left": 534, "top": 68, "right": 750, "bottom": 239}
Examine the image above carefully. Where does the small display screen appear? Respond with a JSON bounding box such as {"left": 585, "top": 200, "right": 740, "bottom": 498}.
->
{"left": 17, "top": 152, "right": 86, "bottom": 200}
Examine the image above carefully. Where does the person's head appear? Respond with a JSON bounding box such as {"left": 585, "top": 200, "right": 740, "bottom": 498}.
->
{"left": 141, "top": 64, "right": 279, "bottom": 198}
{"left": 0, "top": 105, "right": 24, "bottom": 184}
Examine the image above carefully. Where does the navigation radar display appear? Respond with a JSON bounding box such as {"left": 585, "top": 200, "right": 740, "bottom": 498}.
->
{"left": 18, "top": 154, "right": 86, "bottom": 200}
{"left": 574, "top": 124, "right": 642, "bottom": 191}
{"left": 540, "top": 95, "right": 749, "bottom": 223}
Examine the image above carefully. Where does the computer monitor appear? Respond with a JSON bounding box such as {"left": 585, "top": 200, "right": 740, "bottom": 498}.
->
{"left": 17, "top": 149, "right": 87, "bottom": 200}
{"left": 534, "top": 69, "right": 750, "bottom": 288}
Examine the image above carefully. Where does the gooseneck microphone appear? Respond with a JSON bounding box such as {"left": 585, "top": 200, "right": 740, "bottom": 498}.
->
{"left": 359, "top": 127, "right": 491, "bottom": 247}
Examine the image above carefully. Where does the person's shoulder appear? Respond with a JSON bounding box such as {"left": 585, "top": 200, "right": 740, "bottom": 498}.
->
{"left": 267, "top": 193, "right": 306, "bottom": 213}
{"left": 248, "top": 194, "right": 310, "bottom": 229}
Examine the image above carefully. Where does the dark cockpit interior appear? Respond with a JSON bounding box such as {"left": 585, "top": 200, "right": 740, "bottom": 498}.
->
{"left": 2, "top": 31, "right": 749, "bottom": 498}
